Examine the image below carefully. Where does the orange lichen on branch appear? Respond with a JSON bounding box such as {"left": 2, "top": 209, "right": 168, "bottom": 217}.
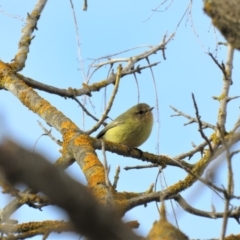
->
{"left": 61, "top": 128, "right": 108, "bottom": 203}
{"left": 61, "top": 121, "right": 79, "bottom": 137}
{"left": 73, "top": 135, "right": 105, "bottom": 188}
{"left": 61, "top": 127, "right": 79, "bottom": 158}
{"left": 0, "top": 61, "right": 13, "bottom": 80}
{"left": 0, "top": 60, "right": 79, "bottom": 136}
{"left": 191, "top": 150, "right": 211, "bottom": 175}
{"left": 0, "top": 220, "right": 74, "bottom": 236}
{"left": 19, "top": 90, "right": 51, "bottom": 113}
{"left": 73, "top": 134, "right": 94, "bottom": 148}
{"left": 35, "top": 100, "right": 56, "bottom": 115}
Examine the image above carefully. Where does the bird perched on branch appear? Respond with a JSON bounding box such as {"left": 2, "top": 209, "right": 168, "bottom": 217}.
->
{"left": 96, "top": 103, "right": 154, "bottom": 148}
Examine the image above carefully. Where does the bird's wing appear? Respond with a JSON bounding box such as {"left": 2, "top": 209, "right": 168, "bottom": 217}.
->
{"left": 96, "top": 120, "right": 124, "bottom": 139}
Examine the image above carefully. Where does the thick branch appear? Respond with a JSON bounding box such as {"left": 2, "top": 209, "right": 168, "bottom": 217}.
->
{"left": 217, "top": 44, "right": 234, "bottom": 133}
{"left": 16, "top": 62, "right": 160, "bottom": 98}
{"left": 9, "top": 0, "right": 48, "bottom": 72}
{"left": 0, "top": 141, "right": 140, "bottom": 240}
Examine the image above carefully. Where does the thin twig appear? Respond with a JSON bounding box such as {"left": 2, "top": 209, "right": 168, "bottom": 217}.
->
{"left": 86, "top": 64, "right": 122, "bottom": 135}
{"left": 37, "top": 121, "right": 62, "bottom": 146}
{"left": 146, "top": 56, "right": 161, "bottom": 154}
{"left": 230, "top": 149, "right": 240, "bottom": 158}
{"left": 143, "top": 0, "right": 174, "bottom": 22}
{"left": 218, "top": 125, "right": 234, "bottom": 240}
{"left": 73, "top": 96, "right": 100, "bottom": 123}
{"left": 101, "top": 141, "right": 114, "bottom": 207}
{"left": 87, "top": 59, "right": 114, "bottom": 85}
{"left": 208, "top": 52, "right": 227, "bottom": 79}
{"left": 188, "top": 0, "right": 207, "bottom": 52}
{"left": 133, "top": 72, "right": 140, "bottom": 103}
{"left": 124, "top": 164, "right": 158, "bottom": 171}
{"left": 218, "top": 42, "right": 228, "bottom": 46}
{"left": 226, "top": 96, "right": 240, "bottom": 102}
{"left": 154, "top": 167, "right": 163, "bottom": 213}
{"left": 112, "top": 165, "right": 120, "bottom": 190}
{"left": 174, "top": 141, "right": 208, "bottom": 160}
{"left": 170, "top": 105, "right": 215, "bottom": 129}
{"left": 69, "top": 0, "right": 86, "bottom": 80}
{"left": 91, "top": 46, "right": 153, "bottom": 68}
{"left": 92, "top": 33, "right": 174, "bottom": 69}
{"left": 83, "top": 0, "right": 88, "bottom": 10}
{"left": 191, "top": 93, "right": 213, "bottom": 153}
{"left": 145, "top": 183, "right": 154, "bottom": 194}
{"left": 0, "top": 7, "right": 24, "bottom": 21}
{"left": 101, "top": 141, "right": 110, "bottom": 188}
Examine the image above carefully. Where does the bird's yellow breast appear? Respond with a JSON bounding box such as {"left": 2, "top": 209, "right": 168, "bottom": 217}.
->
{"left": 103, "top": 115, "right": 153, "bottom": 147}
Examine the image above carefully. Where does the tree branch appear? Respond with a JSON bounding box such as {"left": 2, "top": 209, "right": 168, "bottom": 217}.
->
{"left": 0, "top": 140, "right": 140, "bottom": 240}
{"left": 9, "top": 0, "right": 48, "bottom": 72}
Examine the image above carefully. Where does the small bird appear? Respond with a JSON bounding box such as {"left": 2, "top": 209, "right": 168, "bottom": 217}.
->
{"left": 96, "top": 103, "right": 154, "bottom": 148}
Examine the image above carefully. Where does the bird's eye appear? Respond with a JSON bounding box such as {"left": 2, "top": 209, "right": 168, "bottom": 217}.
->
{"left": 138, "top": 110, "right": 144, "bottom": 115}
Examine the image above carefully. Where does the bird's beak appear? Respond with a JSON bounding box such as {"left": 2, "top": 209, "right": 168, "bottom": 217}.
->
{"left": 149, "top": 107, "right": 154, "bottom": 111}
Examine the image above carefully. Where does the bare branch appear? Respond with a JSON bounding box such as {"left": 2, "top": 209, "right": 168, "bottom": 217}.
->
{"left": 101, "top": 140, "right": 114, "bottom": 207}
{"left": 83, "top": 0, "right": 88, "bottom": 11}
{"left": 37, "top": 121, "right": 62, "bottom": 146}
{"left": 226, "top": 96, "right": 240, "bottom": 102}
{"left": 146, "top": 56, "right": 161, "bottom": 154}
{"left": 124, "top": 164, "right": 158, "bottom": 170}
{"left": 17, "top": 61, "right": 160, "bottom": 100}
{"left": 69, "top": 0, "right": 86, "bottom": 80}
{"left": 230, "top": 149, "right": 240, "bottom": 158}
{"left": 73, "top": 96, "right": 102, "bottom": 123}
{"left": 112, "top": 165, "right": 120, "bottom": 190}
{"left": 92, "top": 33, "right": 174, "bottom": 68}
{"left": 217, "top": 44, "right": 234, "bottom": 133}
{"left": 174, "top": 194, "right": 240, "bottom": 222}
{"left": 208, "top": 52, "right": 227, "bottom": 78}
{"left": 133, "top": 71, "right": 140, "bottom": 103}
{"left": 191, "top": 93, "right": 213, "bottom": 153}
{"left": 93, "top": 140, "right": 194, "bottom": 169}
{"left": 170, "top": 105, "right": 215, "bottom": 129}
{"left": 218, "top": 126, "right": 234, "bottom": 240}
{"left": 9, "top": 0, "right": 48, "bottom": 72}
{"left": 0, "top": 7, "right": 24, "bottom": 21}
{"left": 86, "top": 64, "right": 122, "bottom": 135}
{"left": 174, "top": 141, "right": 208, "bottom": 160}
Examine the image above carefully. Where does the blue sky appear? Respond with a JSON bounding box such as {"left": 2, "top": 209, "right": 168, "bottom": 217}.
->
{"left": 1, "top": 0, "right": 240, "bottom": 239}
